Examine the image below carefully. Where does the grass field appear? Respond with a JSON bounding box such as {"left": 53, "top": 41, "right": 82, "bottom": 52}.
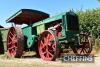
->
{"left": 0, "top": 50, "right": 100, "bottom": 67}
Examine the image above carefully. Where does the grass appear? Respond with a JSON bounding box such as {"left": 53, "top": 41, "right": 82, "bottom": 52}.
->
{"left": 93, "top": 38, "right": 100, "bottom": 54}
{"left": 0, "top": 52, "right": 64, "bottom": 67}
{"left": 0, "top": 40, "right": 100, "bottom": 67}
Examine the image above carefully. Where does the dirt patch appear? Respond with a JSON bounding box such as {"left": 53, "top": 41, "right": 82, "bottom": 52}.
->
{"left": 0, "top": 53, "right": 100, "bottom": 67}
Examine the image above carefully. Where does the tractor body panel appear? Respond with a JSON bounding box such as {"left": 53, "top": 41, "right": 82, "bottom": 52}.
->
{"left": 22, "top": 26, "right": 33, "bottom": 48}
{"left": 6, "top": 9, "right": 80, "bottom": 50}
{"left": 21, "top": 12, "right": 66, "bottom": 48}
{"left": 0, "top": 28, "right": 8, "bottom": 54}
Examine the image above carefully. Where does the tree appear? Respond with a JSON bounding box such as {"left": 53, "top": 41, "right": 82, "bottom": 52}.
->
{"left": 77, "top": 8, "right": 100, "bottom": 38}
{"left": 97, "top": 0, "right": 100, "bottom": 2}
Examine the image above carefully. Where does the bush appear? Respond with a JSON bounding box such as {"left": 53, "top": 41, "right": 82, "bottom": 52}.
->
{"left": 76, "top": 9, "right": 100, "bottom": 49}
{"left": 77, "top": 8, "right": 100, "bottom": 39}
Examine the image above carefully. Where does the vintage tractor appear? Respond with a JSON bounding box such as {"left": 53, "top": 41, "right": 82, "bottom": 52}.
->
{"left": 6, "top": 9, "right": 92, "bottom": 61}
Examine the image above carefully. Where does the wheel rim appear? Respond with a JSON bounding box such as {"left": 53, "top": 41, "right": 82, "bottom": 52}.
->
{"left": 78, "top": 42, "right": 91, "bottom": 55}
{"left": 38, "top": 30, "right": 56, "bottom": 61}
{"left": 7, "top": 27, "right": 17, "bottom": 57}
{"left": 77, "top": 34, "right": 92, "bottom": 55}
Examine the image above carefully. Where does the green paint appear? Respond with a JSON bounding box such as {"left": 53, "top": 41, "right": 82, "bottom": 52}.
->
{"left": 7, "top": 9, "right": 80, "bottom": 49}
{"left": 20, "top": 11, "right": 79, "bottom": 48}
{"left": 32, "top": 12, "right": 65, "bottom": 27}
{"left": 37, "top": 24, "right": 45, "bottom": 35}
{"left": 22, "top": 26, "right": 33, "bottom": 48}
{"left": 0, "top": 28, "right": 8, "bottom": 52}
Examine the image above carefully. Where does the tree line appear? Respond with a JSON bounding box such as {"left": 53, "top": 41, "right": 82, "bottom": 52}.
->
{"left": 77, "top": 8, "right": 100, "bottom": 39}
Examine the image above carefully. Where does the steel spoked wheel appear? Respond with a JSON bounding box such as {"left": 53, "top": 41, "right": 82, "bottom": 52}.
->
{"left": 38, "top": 30, "right": 58, "bottom": 61}
{"left": 77, "top": 41, "right": 92, "bottom": 55}
{"left": 7, "top": 27, "right": 24, "bottom": 58}
{"left": 77, "top": 34, "right": 92, "bottom": 55}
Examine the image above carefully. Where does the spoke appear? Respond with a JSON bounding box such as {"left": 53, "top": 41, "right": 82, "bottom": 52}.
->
{"left": 45, "top": 40, "right": 49, "bottom": 46}
{"left": 46, "top": 52, "right": 49, "bottom": 58}
{"left": 9, "top": 36, "right": 12, "bottom": 40}
{"left": 13, "top": 36, "right": 17, "bottom": 43}
{"left": 46, "top": 34, "right": 51, "bottom": 44}
{"left": 9, "top": 32, "right": 17, "bottom": 43}
{"left": 42, "top": 38, "right": 45, "bottom": 44}
{"left": 52, "top": 44, "right": 55, "bottom": 50}
{"left": 83, "top": 43, "right": 90, "bottom": 53}
{"left": 84, "top": 48, "right": 89, "bottom": 53}
{"left": 40, "top": 41, "right": 46, "bottom": 50}
{"left": 42, "top": 38, "right": 46, "bottom": 46}
{"left": 41, "top": 40, "right": 46, "bottom": 48}
{"left": 8, "top": 46, "right": 16, "bottom": 50}
{"left": 84, "top": 48, "right": 88, "bottom": 53}
{"left": 13, "top": 34, "right": 17, "bottom": 40}
{"left": 14, "top": 39, "right": 17, "bottom": 43}
{"left": 47, "top": 34, "right": 50, "bottom": 39}
{"left": 41, "top": 41, "right": 44, "bottom": 46}
{"left": 48, "top": 51, "right": 53, "bottom": 57}
{"left": 45, "top": 35, "right": 50, "bottom": 45}
{"left": 48, "top": 34, "right": 54, "bottom": 42}
{"left": 11, "top": 48, "right": 16, "bottom": 56}
{"left": 11, "top": 48, "right": 15, "bottom": 52}
{"left": 42, "top": 46, "right": 46, "bottom": 51}
{"left": 10, "top": 32, "right": 14, "bottom": 37}
{"left": 8, "top": 41, "right": 12, "bottom": 45}
{"left": 42, "top": 51, "right": 46, "bottom": 55}
{"left": 83, "top": 49, "right": 87, "bottom": 54}
{"left": 80, "top": 48, "right": 84, "bottom": 54}
{"left": 49, "top": 49, "right": 54, "bottom": 53}
{"left": 40, "top": 45, "right": 44, "bottom": 50}
{"left": 78, "top": 43, "right": 91, "bottom": 54}
{"left": 13, "top": 34, "right": 17, "bottom": 39}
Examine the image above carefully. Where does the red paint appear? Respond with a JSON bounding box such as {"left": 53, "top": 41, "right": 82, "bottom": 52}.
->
{"left": 38, "top": 31, "right": 56, "bottom": 61}
{"left": 7, "top": 27, "right": 17, "bottom": 57}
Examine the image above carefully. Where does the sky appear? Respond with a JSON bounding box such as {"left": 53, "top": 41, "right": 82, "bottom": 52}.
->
{"left": 0, "top": 0, "right": 100, "bottom": 27}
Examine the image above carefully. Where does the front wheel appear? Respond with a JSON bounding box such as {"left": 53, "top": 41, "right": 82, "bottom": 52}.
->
{"left": 76, "top": 34, "right": 92, "bottom": 55}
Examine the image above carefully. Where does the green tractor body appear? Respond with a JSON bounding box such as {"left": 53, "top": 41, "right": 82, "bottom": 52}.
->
{"left": 6, "top": 9, "right": 92, "bottom": 60}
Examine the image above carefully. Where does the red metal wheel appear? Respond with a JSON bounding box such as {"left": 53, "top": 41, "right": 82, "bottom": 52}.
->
{"left": 7, "top": 27, "right": 24, "bottom": 58}
{"left": 38, "top": 30, "right": 58, "bottom": 61}
{"left": 77, "top": 34, "right": 92, "bottom": 55}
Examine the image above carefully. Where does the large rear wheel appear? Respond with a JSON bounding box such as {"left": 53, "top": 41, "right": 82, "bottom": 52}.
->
{"left": 38, "top": 30, "right": 59, "bottom": 61}
{"left": 7, "top": 27, "right": 24, "bottom": 58}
